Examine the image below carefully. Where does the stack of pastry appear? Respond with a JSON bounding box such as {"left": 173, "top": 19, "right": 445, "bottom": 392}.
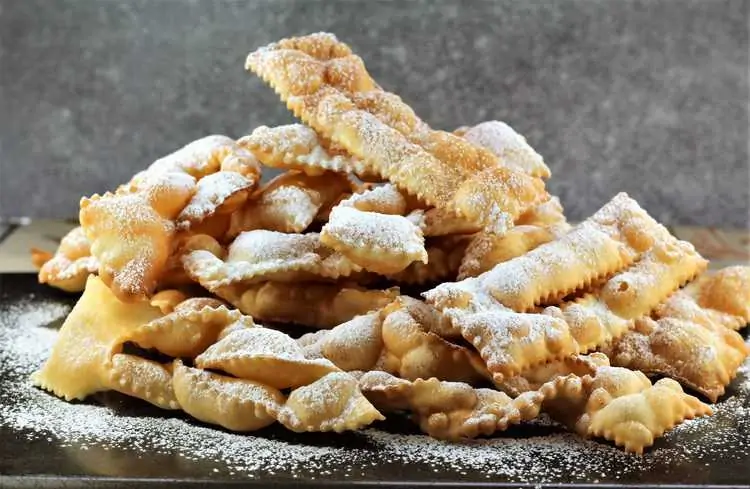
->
{"left": 31, "top": 33, "right": 749, "bottom": 455}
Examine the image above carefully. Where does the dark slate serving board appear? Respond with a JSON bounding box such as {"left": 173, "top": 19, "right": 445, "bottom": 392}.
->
{"left": 1, "top": 273, "right": 748, "bottom": 489}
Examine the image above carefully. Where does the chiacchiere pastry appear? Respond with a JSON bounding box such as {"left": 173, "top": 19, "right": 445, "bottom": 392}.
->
{"left": 31, "top": 32, "right": 747, "bottom": 456}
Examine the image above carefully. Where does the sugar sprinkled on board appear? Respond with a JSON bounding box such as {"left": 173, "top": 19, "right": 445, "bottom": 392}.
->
{"left": 1, "top": 294, "right": 749, "bottom": 483}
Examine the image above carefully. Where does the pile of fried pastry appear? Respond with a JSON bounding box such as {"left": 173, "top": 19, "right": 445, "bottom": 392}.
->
{"left": 30, "top": 33, "right": 749, "bottom": 455}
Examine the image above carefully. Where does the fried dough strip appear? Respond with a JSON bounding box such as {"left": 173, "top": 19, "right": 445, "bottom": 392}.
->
{"left": 33, "top": 226, "right": 99, "bottom": 293}
{"left": 545, "top": 236, "right": 708, "bottom": 353}
{"left": 134, "top": 135, "right": 260, "bottom": 181}
{"left": 495, "top": 353, "right": 609, "bottom": 397}
{"left": 214, "top": 281, "right": 399, "bottom": 329}
{"left": 458, "top": 197, "right": 570, "bottom": 279}
{"left": 539, "top": 361, "right": 713, "bottom": 454}
{"left": 321, "top": 197, "right": 428, "bottom": 275}
{"left": 172, "top": 360, "right": 284, "bottom": 432}
{"left": 239, "top": 124, "right": 379, "bottom": 180}
{"left": 246, "top": 32, "right": 548, "bottom": 233}
{"left": 378, "top": 297, "right": 486, "bottom": 384}
{"left": 227, "top": 171, "right": 353, "bottom": 237}
{"left": 108, "top": 354, "right": 180, "bottom": 410}
{"left": 460, "top": 120, "right": 551, "bottom": 179}
{"left": 357, "top": 371, "right": 543, "bottom": 440}
{"left": 424, "top": 193, "right": 671, "bottom": 313}
{"left": 80, "top": 172, "right": 196, "bottom": 301}
{"left": 298, "top": 312, "right": 385, "bottom": 371}
{"left": 603, "top": 316, "right": 749, "bottom": 402}
{"left": 655, "top": 266, "right": 750, "bottom": 331}
{"left": 279, "top": 372, "right": 384, "bottom": 433}
{"left": 176, "top": 170, "right": 257, "bottom": 229}
{"left": 298, "top": 296, "right": 484, "bottom": 383}
{"left": 386, "top": 236, "right": 469, "bottom": 285}
{"left": 31, "top": 276, "right": 164, "bottom": 400}
{"left": 195, "top": 327, "right": 340, "bottom": 389}
{"left": 182, "top": 230, "right": 361, "bottom": 290}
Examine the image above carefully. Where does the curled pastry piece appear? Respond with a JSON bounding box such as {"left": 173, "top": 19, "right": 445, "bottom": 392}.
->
{"left": 239, "top": 123, "right": 377, "bottom": 180}
{"left": 227, "top": 171, "right": 353, "bottom": 237}
{"left": 386, "top": 236, "right": 469, "bottom": 286}
{"left": 176, "top": 170, "right": 258, "bottom": 229}
{"left": 604, "top": 316, "right": 749, "bottom": 402}
{"left": 425, "top": 193, "right": 673, "bottom": 314}
{"left": 172, "top": 360, "right": 284, "bottom": 432}
{"left": 460, "top": 120, "right": 551, "bottom": 179}
{"left": 278, "top": 372, "right": 384, "bottom": 433}
{"left": 195, "top": 327, "right": 340, "bottom": 389}
{"left": 31, "top": 276, "right": 163, "bottom": 401}
{"left": 107, "top": 354, "right": 179, "bottom": 410}
{"left": 183, "top": 230, "right": 360, "bottom": 290}
{"left": 33, "top": 226, "right": 99, "bottom": 293}
{"left": 655, "top": 266, "right": 750, "bottom": 331}
{"left": 297, "top": 312, "right": 384, "bottom": 371}
{"left": 516, "top": 195, "right": 566, "bottom": 227}
{"left": 539, "top": 361, "right": 713, "bottom": 454}
{"left": 379, "top": 297, "right": 486, "bottom": 384}
{"left": 80, "top": 171, "right": 196, "bottom": 301}
{"left": 447, "top": 307, "right": 578, "bottom": 382}
{"left": 358, "top": 371, "right": 542, "bottom": 440}
{"left": 321, "top": 205, "right": 428, "bottom": 275}
{"left": 136, "top": 135, "right": 261, "bottom": 182}
{"left": 122, "top": 298, "right": 252, "bottom": 358}
{"left": 545, "top": 236, "right": 707, "bottom": 353}
{"left": 214, "top": 281, "right": 399, "bottom": 329}
{"left": 246, "top": 32, "right": 548, "bottom": 233}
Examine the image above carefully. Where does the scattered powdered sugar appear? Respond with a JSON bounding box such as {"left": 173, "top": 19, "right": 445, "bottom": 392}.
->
{"left": 2, "top": 294, "right": 749, "bottom": 483}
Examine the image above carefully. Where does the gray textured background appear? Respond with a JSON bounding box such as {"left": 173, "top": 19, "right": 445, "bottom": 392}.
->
{"left": 0, "top": 0, "right": 748, "bottom": 227}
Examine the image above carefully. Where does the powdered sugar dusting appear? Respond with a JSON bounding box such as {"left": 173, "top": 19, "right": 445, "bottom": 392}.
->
{"left": 1, "top": 293, "right": 749, "bottom": 483}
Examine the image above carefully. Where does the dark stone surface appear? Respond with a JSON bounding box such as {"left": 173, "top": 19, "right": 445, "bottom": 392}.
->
{"left": 0, "top": 0, "right": 748, "bottom": 227}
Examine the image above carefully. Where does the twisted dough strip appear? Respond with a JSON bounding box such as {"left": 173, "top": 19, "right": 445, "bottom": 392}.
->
{"left": 32, "top": 226, "right": 99, "bottom": 293}
{"left": 246, "top": 32, "right": 548, "bottom": 233}
{"left": 239, "top": 123, "right": 380, "bottom": 181}
{"left": 424, "top": 193, "right": 672, "bottom": 314}
{"left": 539, "top": 360, "right": 713, "bottom": 454}
{"left": 357, "top": 371, "right": 543, "bottom": 440}
{"left": 214, "top": 280, "right": 399, "bottom": 329}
